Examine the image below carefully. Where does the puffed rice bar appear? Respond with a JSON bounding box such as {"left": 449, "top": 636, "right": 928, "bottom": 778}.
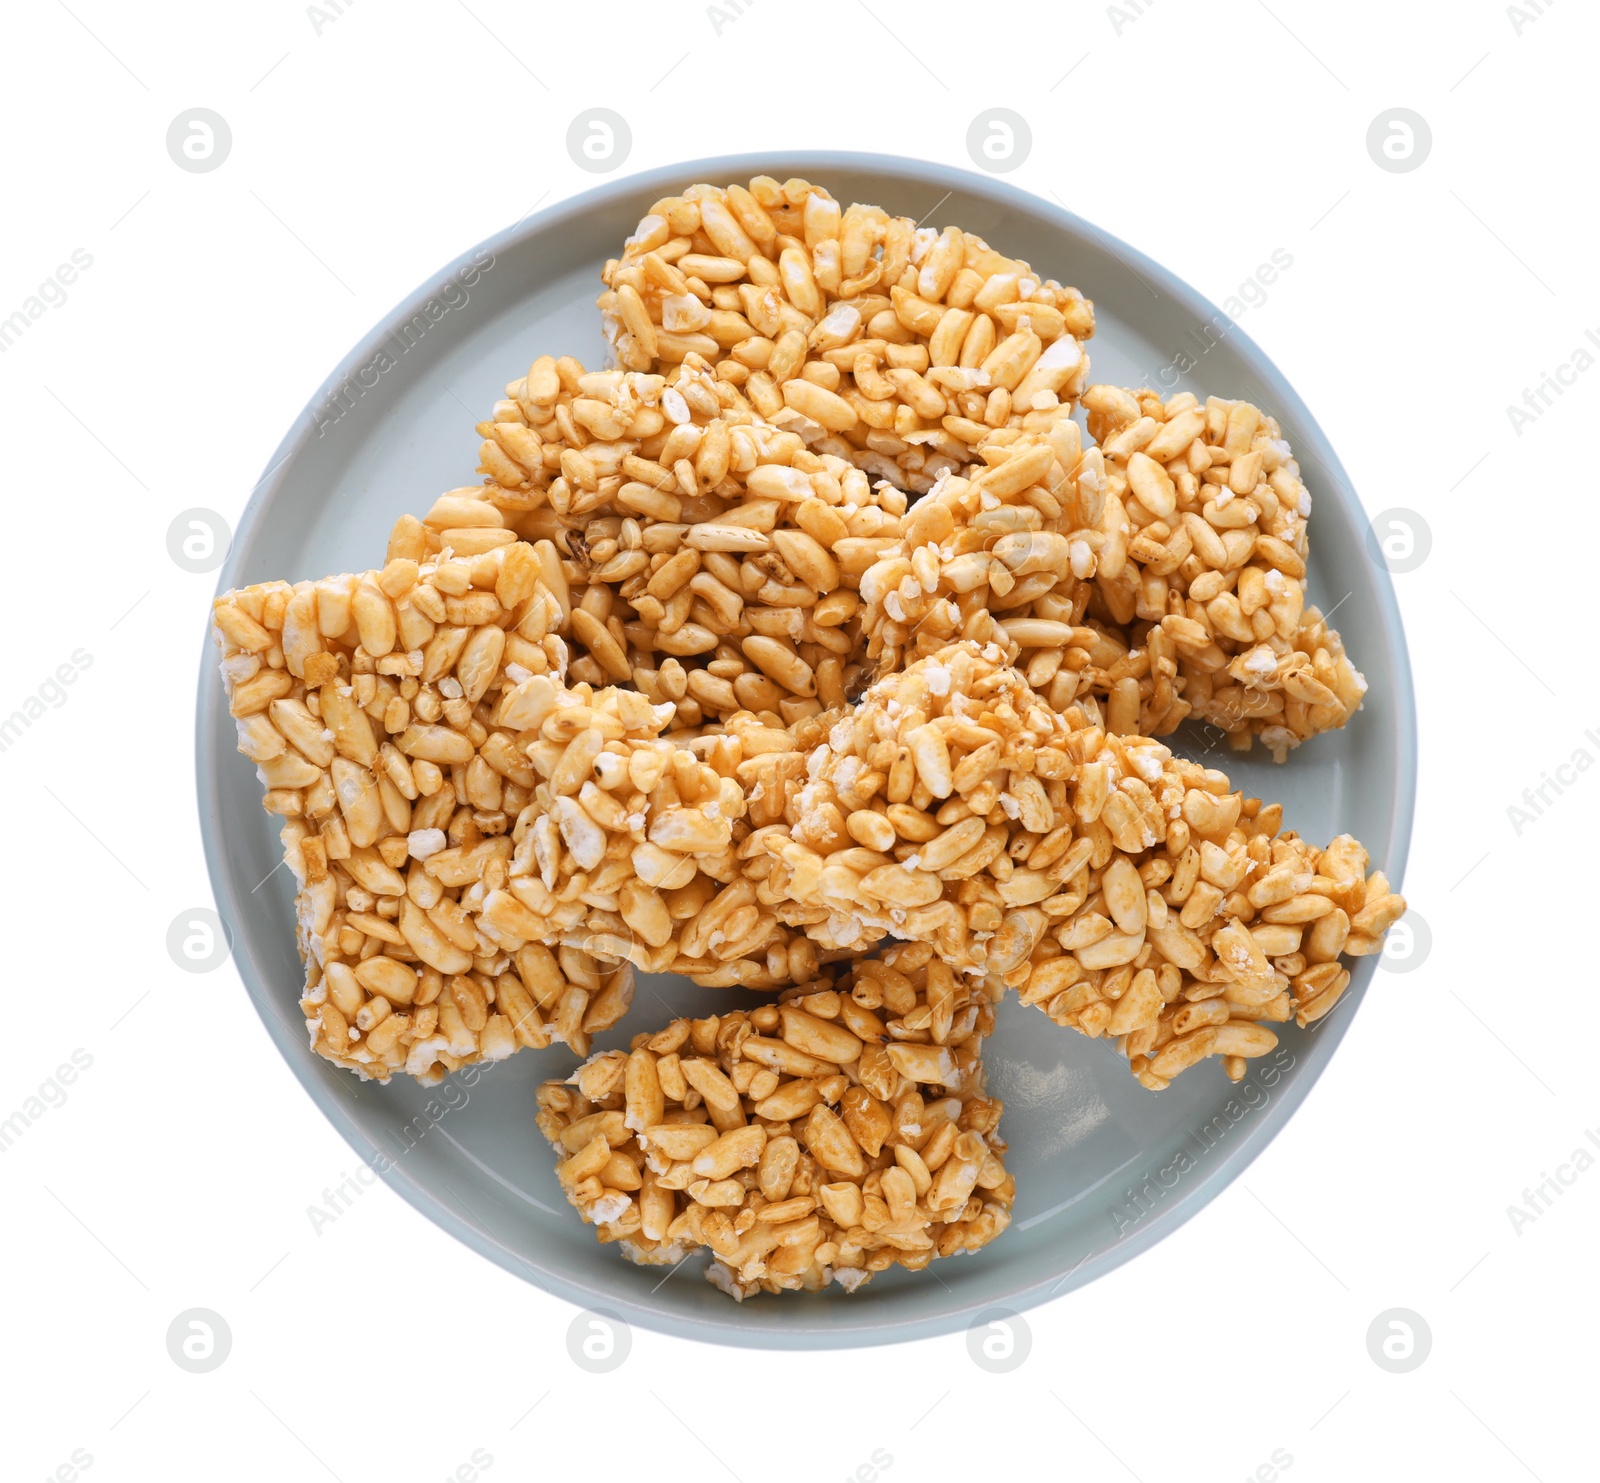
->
{"left": 463, "top": 671, "right": 827, "bottom": 989}
{"left": 210, "top": 547, "right": 809, "bottom": 1078}
{"left": 1081, "top": 384, "right": 1367, "bottom": 757}
{"left": 854, "top": 388, "right": 1364, "bottom": 759}
{"left": 536, "top": 948, "right": 1013, "bottom": 1298}
{"left": 759, "top": 642, "right": 1405, "bottom": 1088}
{"left": 449, "top": 350, "right": 905, "bottom": 730}
{"left": 600, "top": 175, "right": 1095, "bottom": 495}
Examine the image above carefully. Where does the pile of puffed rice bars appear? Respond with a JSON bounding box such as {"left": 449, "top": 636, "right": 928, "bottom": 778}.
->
{"left": 213, "top": 176, "right": 1405, "bottom": 1300}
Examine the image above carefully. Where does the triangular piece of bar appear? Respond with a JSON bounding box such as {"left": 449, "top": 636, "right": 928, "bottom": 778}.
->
{"left": 759, "top": 642, "right": 1405, "bottom": 1089}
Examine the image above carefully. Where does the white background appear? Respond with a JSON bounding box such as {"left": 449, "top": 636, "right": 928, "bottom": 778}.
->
{"left": 1, "top": 1, "right": 1591, "bottom": 1479}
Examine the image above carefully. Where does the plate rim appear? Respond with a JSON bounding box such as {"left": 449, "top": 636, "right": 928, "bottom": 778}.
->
{"left": 196, "top": 149, "right": 1417, "bottom": 1349}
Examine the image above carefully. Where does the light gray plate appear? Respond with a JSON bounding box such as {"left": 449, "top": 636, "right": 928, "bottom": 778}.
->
{"left": 197, "top": 152, "right": 1415, "bottom": 1348}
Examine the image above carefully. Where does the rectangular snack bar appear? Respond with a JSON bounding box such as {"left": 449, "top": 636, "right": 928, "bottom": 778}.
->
{"left": 536, "top": 948, "right": 1013, "bottom": 1298}
{"left": 462, "top": 351, "right": 905, "bottom": 731}
{"left": 210, "top": 542, "right": 813, "bottom": 1079}
{"left": 598, "top": 175, "right": 1096, "bottom": 495}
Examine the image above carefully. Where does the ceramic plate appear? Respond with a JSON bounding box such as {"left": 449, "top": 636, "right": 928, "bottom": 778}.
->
{"left": 197, "top": 152, "right": 1415, "bottom": 1348}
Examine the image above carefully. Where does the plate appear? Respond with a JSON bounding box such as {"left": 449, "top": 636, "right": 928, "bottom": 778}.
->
{"left": 197, "top": 152, "right": 1416, "bottom": 1348}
